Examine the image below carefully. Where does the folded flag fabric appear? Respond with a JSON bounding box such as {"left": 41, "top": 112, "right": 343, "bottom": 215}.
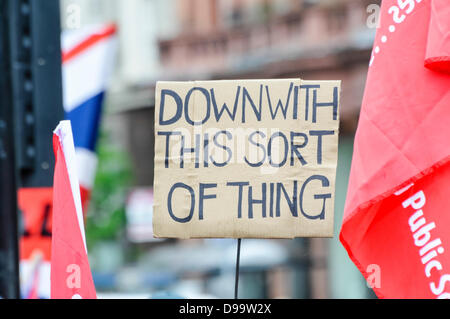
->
{"left": 340, "top": 0, "right": 450, "bottom": 299}
{"left": 61, "top": 23, "right": 118, "bottom": 211}
{"left": 51, "top": 121, "right": 96, "bottom": 299}
{"left": 425, "top": 0, "right": 450, "bottom": 73}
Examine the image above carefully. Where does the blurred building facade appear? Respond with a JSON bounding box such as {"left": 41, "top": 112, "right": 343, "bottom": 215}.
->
{"left": 60, "top": 0, "right": 380, "bottom": 298}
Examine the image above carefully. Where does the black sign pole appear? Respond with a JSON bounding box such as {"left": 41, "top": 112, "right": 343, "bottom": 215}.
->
{"left": 234, "top": 238, "right": 242, "bottom": 299}
{"left": 0, "top": 0, "right": 20, "bottom": 300}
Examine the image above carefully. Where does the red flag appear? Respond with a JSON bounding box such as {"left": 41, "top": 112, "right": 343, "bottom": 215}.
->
{"left": 425, "top": 0, "right": 450, "bottom": 73}
{"left": 51, "top": 121, "right": 97, "bottom": 299}
{"left": 340, "top": 0, "right": 450, "bottom": 299}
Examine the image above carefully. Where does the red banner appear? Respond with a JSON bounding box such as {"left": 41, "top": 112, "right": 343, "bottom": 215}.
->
{"left": 340, "top": 0, "right": 450, "bottom": 298}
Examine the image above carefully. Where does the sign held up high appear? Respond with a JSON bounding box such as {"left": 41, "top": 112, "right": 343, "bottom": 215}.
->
{"left": 153, "top": 79, "right": 340, "bottom": 239}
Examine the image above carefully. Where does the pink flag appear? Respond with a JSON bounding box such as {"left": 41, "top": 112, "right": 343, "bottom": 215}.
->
{"left": 51, "top": 121, "right": 96, "bottom": 299}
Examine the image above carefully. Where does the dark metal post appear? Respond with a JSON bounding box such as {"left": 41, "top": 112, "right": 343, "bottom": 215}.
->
{"left": 0, "top": 0, "right": 20, "bottom": 299}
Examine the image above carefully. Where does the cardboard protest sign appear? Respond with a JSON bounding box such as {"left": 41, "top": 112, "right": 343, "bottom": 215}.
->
{"left": 153, "top": 79, "right": 340, "bottom": 239}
